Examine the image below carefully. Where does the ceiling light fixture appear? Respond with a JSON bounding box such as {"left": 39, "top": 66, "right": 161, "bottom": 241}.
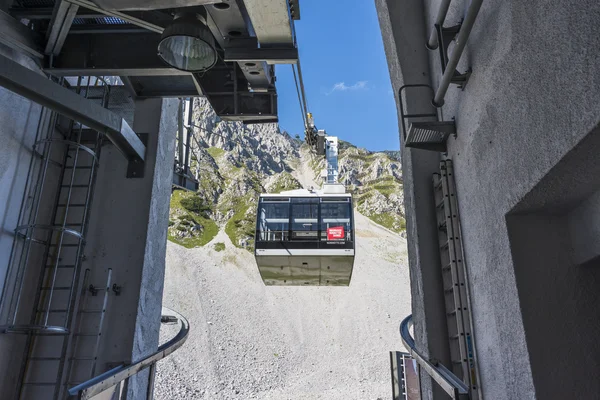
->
{"left": 157, "top": 10, "right": 217, "bottom": 72}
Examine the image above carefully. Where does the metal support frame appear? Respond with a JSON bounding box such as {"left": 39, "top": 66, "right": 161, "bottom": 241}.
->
{"left": 398, "top": 84, "right": 456, "bottom": 152}
{"left": 434, "top": 23, "right": 471, "bottom": 89}
{"left": 0, "top": 10, "right": 44, "bottom": 59}
{"left": 398, "top": 84, "right": 438, "bottom": 143}
{"left": 45, "top": 1, "right": 79, "bottom": 56}
{"left": 0, "top": 54, "right": 145, "bottom": 163}
{"left": 46, "top": 32, "right": 186, "bottom": 77}
{"left": 63, "top": 0, "right": 163, "bottom": 34}
{"left": 289, "top": 0, "right": 301, "bottom": 20}
{"left": 224, "top": 47, "right": 299, "bottom": 64}
{"left": 173, "top": 99, "right": 199, "bottom": 191}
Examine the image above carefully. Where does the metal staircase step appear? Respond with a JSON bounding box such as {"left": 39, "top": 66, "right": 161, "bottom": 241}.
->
{"left": 406, "top": 121, "right": 456, "bottom": 152}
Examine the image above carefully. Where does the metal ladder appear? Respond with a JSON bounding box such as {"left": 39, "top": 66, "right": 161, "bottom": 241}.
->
{"left": 432, "top": 159, "right": 479, "bottom": 399}
{"left": 62, "top": 268, "right": 113, "bottom": 392}
{"left": 0, "top": 77, "right": 112, "bottom": 399}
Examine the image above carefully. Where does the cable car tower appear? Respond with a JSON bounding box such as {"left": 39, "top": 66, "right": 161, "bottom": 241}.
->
{"left": 254, "top": 114, "right": 356, "bottom": 286}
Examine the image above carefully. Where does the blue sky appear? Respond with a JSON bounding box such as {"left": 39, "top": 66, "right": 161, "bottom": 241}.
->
{"left": 275, "top": 0, "right": 399, "bottom": 152}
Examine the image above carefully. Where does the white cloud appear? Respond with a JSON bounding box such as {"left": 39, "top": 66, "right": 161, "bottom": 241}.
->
{"left": 326, "top": 81, "right": 368, "bottom": 95}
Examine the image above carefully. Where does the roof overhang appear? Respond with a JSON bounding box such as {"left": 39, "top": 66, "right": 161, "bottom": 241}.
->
{"left": 5, "top": 0, "right": 301, "bottom": 124}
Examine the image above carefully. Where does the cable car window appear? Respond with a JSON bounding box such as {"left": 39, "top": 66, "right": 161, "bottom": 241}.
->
{"left": 291, "top": 199, "right": 319, "bottom": 240}
{"left": 320, "top": 202, "right": 352, "bottom": 241}
{"left": 258, "top": 201, "right": 290, "bottom": 241}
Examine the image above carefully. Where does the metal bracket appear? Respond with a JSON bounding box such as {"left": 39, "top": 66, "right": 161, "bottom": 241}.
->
{"left": 160, "top": 315, "right": 178, "bottom": 325}
{"left": 88, "top": 285, "right": 98, "bottom": 296}
{"left": 434, "top": 23, "right": 471, "bottom": 89}
{"left": 126, "top": 133, "right": 147, "bottom": 178}
{"left": 112, "top": 283, "right": 122, "bottom": 296}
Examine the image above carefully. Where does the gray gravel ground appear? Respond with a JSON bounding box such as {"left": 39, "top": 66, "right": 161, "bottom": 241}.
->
{"left": 155, "top": 210, "right": 410, "bottom": 400}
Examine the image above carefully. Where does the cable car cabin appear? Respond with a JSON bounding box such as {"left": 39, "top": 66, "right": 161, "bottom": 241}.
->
{"left": 254, "top": 189, "right": 355, "bottom": 286}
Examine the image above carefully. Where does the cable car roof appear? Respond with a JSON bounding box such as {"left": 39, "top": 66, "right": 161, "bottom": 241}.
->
{"left": 259, "top": 188, "right": 351, "bottom": 198}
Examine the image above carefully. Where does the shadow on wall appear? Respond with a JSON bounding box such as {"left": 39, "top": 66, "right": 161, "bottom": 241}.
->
{"left": 506, "top": 123, "right": 600, "bottom": 399}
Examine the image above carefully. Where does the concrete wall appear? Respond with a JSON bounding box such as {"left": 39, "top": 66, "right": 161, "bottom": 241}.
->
{"left": 0, "top": 44, "right": 44, "bottom": 306}
{"left": 373, "top": 1, "right": 448, "bottom": 399}
{"left": 0, "top": 43, "right": 46, "bottom": 398}
{"left": 376, "top": 0, "right": 600, "bottom": 398}
{"left": 83, "top": 98, "right": 177, "bottom": 398}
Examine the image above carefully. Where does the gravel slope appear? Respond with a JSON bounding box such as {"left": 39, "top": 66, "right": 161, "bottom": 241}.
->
{"left": 155, "top": 210, "right": 410, "bottom": 400}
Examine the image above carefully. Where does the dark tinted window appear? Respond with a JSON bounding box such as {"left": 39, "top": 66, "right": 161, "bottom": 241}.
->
{"left": 257, "top": 201, "right": 290, "bottom": 241}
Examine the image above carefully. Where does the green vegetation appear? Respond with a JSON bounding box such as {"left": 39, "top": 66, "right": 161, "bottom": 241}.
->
{"left": 180, "top": 193, "right": 211, "bottom": 214}
{"left": 346, "top": 153, "right": 370, "bottom": 162}
{"left": 338, "top": 139, "right": 356, "bottom": 150}
{"left": 368, "top": 175, "right": 400, "bottom": 185}
{"left": 214, "top": 242, "right": 225, "bottom": 252}
{"left": 373, "top": 184, "right": 398, "bottom": 197}
{"left": 268, "top": 172, "right": 301, "bottom": 193}
{"left": 369, "top": 212, "right": 406, "bottom": 233}
{"left": 206, "top": 147, "right": 225, "bottom": 159}
{"left": 224, "top": 194, "right": 256, "bottom": 251}
{"left": 168, "top": 189, "right": 219, "bottom": 248}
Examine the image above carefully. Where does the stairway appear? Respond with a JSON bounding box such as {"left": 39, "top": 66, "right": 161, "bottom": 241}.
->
{"left": 432, "top": 159, "right": 479, "bottom": 400}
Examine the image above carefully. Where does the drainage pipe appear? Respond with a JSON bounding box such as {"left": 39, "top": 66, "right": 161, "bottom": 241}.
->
{"left": 432, "top": 0, "right": 483, "bottom": 107}
{"left": 427, "top": 0, "right": 452, "bottom": 50}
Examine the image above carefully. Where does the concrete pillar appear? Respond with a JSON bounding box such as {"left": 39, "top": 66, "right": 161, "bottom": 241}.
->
{"left": 373, "top": 1, "right": 449, "bottom": 399}
{"left": 83, "top": 97, "right": 177, "bottom": 398}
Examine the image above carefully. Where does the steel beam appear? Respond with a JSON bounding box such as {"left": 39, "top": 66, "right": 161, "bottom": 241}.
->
{"left": 206, "top": 1, "right": 273, "bottom": 88}
{"left": 288, "top": 0, "right": 300, "bottom": 20}
{"left": 9, "top": 7, "right": 103, "bottom": 19}
{"left": 45, "top": 1, "right": 78, "bottom": 55}
{"left": 224, "top": 47, "right": 298, "bottom": 64}
{"left": 0, "top": 54, "right": 145, "bottom": 162}
{"left": 64, "top": 0, "right": 164, "bottom": 34}
{"left": 0, "top": 10, "right": 44, "bottom": 59}
{"left": 46, "top": 32, "right": 188, "bottom": 76}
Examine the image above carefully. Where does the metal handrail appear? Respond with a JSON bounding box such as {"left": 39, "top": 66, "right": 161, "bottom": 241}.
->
{"left": 427, "top": 0, "right": 452, "bottom": 50}
{"left": 400, "top": 315, "right": 469, "bottom": 400}
{"left": 68, "top": 307, "right": 190, "bottom": 400}
{"left": 432, "top": 0, "right": 483, "bottom": 107}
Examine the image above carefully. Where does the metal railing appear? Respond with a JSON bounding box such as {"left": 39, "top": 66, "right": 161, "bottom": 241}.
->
{"left": 400, "top": 315, "right": 469, "bottom": 400}
{"left": 68, "top": 307, "right": 189, "bottom": 400}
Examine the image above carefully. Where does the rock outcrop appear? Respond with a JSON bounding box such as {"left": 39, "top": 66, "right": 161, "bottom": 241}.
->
{"left": 168, "top": 98, "right": 405, "bottom": 249}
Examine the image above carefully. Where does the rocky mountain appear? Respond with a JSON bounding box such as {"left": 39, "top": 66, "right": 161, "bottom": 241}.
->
{"left": 158, "top": 98, "right": 410, "bottom": 400}
{"left": 167, "top": 97, "right": 405, "bottom": 251}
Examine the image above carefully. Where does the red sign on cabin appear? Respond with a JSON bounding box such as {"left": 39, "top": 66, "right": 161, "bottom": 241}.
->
{"left": 327, "top": 226, "right": 345, "bottom": 240}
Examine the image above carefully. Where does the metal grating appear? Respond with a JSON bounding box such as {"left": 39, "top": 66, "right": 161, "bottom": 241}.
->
{"left": 72, "top": 16, "right": 127, "bottom": 25}
{"left": 405, "top": 121, "right": 456, "bottom": 152}
{"left": 18, "top": 0, "right": 55, "bottom": 6}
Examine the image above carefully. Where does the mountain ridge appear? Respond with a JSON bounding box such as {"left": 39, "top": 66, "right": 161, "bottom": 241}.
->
{"left": 168, "top": 98, "right": 405, "bottom": 251}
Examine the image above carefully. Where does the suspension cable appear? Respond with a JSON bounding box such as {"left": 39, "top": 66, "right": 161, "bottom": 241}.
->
{"left": 292, "top": 64, "right": 307, "bottom": 129}
{"left": 295, "top": 58, "right": 309, "bottom": 117}
{"left": 290, "top": 18, "right": 311, "bottom": 131}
